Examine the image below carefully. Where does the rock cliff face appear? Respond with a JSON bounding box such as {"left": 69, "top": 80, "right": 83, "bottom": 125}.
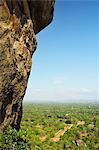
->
{"left": 0, "top": 0, "right": 54, "bottom": 131}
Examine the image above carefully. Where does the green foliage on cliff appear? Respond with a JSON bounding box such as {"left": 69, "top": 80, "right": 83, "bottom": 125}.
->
{"left": 0, "top": 127, "right": 31, "bottom": 150}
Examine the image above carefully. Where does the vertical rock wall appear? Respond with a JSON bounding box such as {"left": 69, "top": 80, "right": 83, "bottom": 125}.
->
{"left": 0, "top": 0, "right": 54, "bottom": 131}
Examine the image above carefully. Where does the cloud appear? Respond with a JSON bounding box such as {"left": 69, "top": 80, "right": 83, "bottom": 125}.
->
{"left": 24, "top": 80, "right": 99, "bottom": 102}
{"left": 80, "top": 88, "right": 92, "bottom": 93}
{"left": 52, "top": 76, "right": 67, "bottom": 86}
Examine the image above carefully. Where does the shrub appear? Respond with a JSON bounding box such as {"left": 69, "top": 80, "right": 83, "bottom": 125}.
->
{"left": 0, "top": 127, "right": 31, "bottom": 150}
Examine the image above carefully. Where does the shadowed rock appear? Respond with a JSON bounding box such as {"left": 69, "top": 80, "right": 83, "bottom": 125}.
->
{"left": 0, "top": 0, "right": 54, "bottom": 131}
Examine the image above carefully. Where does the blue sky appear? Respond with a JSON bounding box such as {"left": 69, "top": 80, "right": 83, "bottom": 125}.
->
{"left": 24, "top": 0, "right": 99, "bottom": 103}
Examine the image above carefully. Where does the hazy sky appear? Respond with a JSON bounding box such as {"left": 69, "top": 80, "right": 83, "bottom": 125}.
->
{"left": 24, "top": 0, "right": 99, "bottom": 103}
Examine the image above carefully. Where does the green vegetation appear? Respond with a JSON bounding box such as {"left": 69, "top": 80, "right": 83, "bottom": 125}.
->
{"left": 0, "top": 127, "right": 31, "bottom": 150}
{"left": 21, "top": 103, "right": 99, "bottom": 150}
{"left": 1, "top": 103, "right": 99, "bottom": 149}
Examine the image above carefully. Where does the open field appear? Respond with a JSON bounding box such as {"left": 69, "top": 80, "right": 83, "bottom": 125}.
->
{"left": 21, "top": 103, "right": 99, "bottom": 150}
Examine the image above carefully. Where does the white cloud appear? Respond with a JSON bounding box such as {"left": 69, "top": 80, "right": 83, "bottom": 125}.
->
{"left": 52, "top": 76, "right": 67, "bottom": 85}
{"left": 24, "top": 86, "right": 99, "bottom": 103}
{"left": 80, "top": 88, "right": 92, "bottom": 93}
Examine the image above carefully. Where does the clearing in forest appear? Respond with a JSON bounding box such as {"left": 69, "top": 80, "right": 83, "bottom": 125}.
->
{"left": 51, "top": 124, "right": 73, "bottom": 142}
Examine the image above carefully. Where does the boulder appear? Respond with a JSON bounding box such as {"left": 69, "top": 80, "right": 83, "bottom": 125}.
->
{"left": 0, "top": 0, "right": 54, "bottom": 131}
